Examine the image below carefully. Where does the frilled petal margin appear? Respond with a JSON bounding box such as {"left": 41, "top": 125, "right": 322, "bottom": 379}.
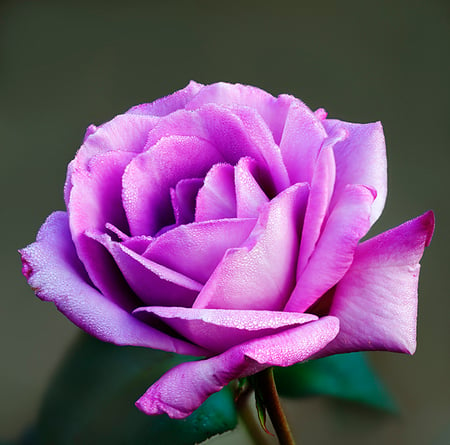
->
{"left": 136, "top": 315, "right": 339, "bottom": 418}
{"left": 19, "top": 212, "right": 206, "bottom": 356}
{"left": 316, "top": 211, "right": 434, "bottom": 357}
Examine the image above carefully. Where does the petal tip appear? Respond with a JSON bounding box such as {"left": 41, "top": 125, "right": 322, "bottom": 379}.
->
{"left": 422, "top": 210, "right": 435, "bottom": 247}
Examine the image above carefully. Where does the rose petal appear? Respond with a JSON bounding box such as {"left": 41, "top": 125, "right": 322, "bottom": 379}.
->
{"left": 184, "top": 82, "right": 294, "bottom": 144}
{"left": 64, "top": 114, "right": 157, "bottom": 205}
{"left": 122, "top": 135, "right": 225, "bottom": 236}
{"left": 133, "top": 307, "right": 318, "bottom": 354}
{"left": 87, "top": 231, "right": 202, "bottom": 308}
{"left": 296, "top": 141, "right": 337, "bottom": 276}
{"left": 193, "top": 183, "right": 309, "bottom": 310}
{"left": 144, "top": 104, "right": 289, "bottom": 193}
{"left": 324, "top": 119, "right": 387, "bottom": 225}
{"left": 280, "top": 99, "right": 328, "bottom": 185}
{"left": 143, "top": 218, "right": 256, "bottom": 284}
{"left": 19, "top": 212, "right": 205, "bottom": 355}
{"left": 69, "top": 150, "right": 138, "bottom": 309}
{"left": 316, "top": 211, "right": 434, "bottom": 356}
{"left": 285, "top": 184, "right": 375, "bottom": 312}
{"left": 126, "top": 80, "right": 204, "bottom": 116}
{"left": 195, "top": 163, "right": 236, "bottom": 222}
{"left": 170, "top": 178, "right": 203, "bottom": 225}
{"left": 234, "top": 157, "right": 269, "bottom": 218}
{"left": 135, "top": 316, "right": 339, "bottom": 418}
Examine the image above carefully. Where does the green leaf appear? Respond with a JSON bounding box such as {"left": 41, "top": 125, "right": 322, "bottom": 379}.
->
{"left": 274, "top": 352, "right": 397, "bottom": 412}
{"left": 36, "top": 333, "right": 237, "bottom": 445}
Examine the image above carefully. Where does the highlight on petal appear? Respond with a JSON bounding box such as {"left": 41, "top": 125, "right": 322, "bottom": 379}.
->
{"left": 285, "top": 184, "right": 375, "bottom": 312}
{"left": 296, "top": 141, "right": 336, "bottom": 276}
{"left": 133, "top": 307, "right": 318, "bottom": 354}
{"left": 317, "top": 211, "right": 434, "bottom": 357}
{"left": 19, "top": 212, "right": 205, "bottom": 356}
{"left": 195, "top": 163, "right": 236, "bottom": 222}
{"left": 234, "top": 157, "right": 269, "bottom": 218}
{"left": 136, "top": 316, "right": 339, "bottom": 418}
{"left": 324, "top": 119, "right": 387, "bottom": 225}
{"left": 280, "top": 99, "right": 328, "bottom": 185}
{"left": 193, "top": 183, "right": 309, "bottom": 310}
{"left": 143, "top": 218, "right": 256, "bottom": 284}
{"left": 126, "top": 80, "right": 204, "bottom": 116}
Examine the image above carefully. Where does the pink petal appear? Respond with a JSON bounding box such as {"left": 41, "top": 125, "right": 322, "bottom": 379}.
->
{"left": 126, "top": 80, "right": 204, "bottom": 116}
{"left": 143, "top": 218, "right": 256, "bottom": 284}
{"left": 285, "top": 184, "right": 375, "bottom": 312}
{"left": 64, "top": 114, "right": 157, "bottom": 205}
{"left": 279, "top": 99, "right": 328, "bottom": 185}
{"left": 87, "top": 231, "right": 202, "bottom": 308}
{"left": 234, "top": 157, "right": 269, "bottom": 218}
{"left": 19, "top": 212, "right": 205, "bottom": 355}
{"left": 68, "top": 150, "right": 137, "bottom": 309}
{"left": 133, "top": 307, "right": 318, "bottom": 354}
{"left": 122, "top": 135, "right": 225, "bottom": 236}
{"left": 296, "top": 141, "right": 337, "bottom": 276}
{"left": 170, "top": 178, "right": 203, "bottom": 225}
{"left": 144, "top": 105, "right": 289, "bottom": 193}
{"left": 184, "top": 82, "right": 294, "bottom": 144}
{"left": 193, "top": 183, "right": 309, "bottom": 310}
{"left": 324, "top": 119, "right": 387, "bottom": 225}
{"left": 136, "top": 316, "right": 339, "bottom": 418}
{"left": 195, "top": 163, "right": 236, "bottom": 222}
{"left": 318, "top": 211, "right": 435, "bottom": 356}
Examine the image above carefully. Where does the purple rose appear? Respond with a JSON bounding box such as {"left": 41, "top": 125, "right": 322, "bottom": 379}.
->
{"left": 20, "top": 81, "right": 434, "bottom": 418}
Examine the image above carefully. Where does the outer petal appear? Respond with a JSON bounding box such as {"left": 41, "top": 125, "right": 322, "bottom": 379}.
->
{"left": 285, "top": 184, "right": 375, "bottom": 312}
{"left": 193, "top": 183, "right": 309, "bottom": 310}
{"left": 126, "top": 81, "right": 204, "bottom": 116}
{"left": 19, "top": 212, "right": 205, "bottom": 355}
{"left": 87, "top": 231, "right": 202, "bottom": 308}
{"left": 64, "top": 114, "right": 157, "bottom": 205}
{"left": 136, "top": 316, "right": 339, "bottom": 418}
{"left": 318, "top": 211, "right": 434, "bottom": 356}
{"left": 185, "top": 82, "right": 294, "bottom": 144}
{"left": 122, "top": 135, "right": 225, "bottom": 236}
{"left": 133, "top": 307, "right": 318, "bottom": 354}
{"left": 69, "top": 150, "right": 138, "bottom": 310}
{"left": 143, "top": 218, "right": 256, "bottom": 284}
{"left": 324, "top": 119, "right": 387, "bottom": 225}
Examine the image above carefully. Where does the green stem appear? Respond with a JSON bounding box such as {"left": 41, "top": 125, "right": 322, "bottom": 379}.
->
{"left": 254, "top": 368, "right": 296, "bottom": 445}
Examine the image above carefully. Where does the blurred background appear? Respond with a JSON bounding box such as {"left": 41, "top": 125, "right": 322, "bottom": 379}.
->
{"left": 1, "top": 0, "right": 449, "bottom": 443}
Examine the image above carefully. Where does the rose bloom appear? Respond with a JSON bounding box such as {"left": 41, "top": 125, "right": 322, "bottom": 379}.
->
{"left": 21, "top": 82, "right": 434, "bottom": 418}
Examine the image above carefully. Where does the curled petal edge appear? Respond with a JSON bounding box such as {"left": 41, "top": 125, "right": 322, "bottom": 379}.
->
{"left": 136, "top": 316, "right": 339, "bottom": 418}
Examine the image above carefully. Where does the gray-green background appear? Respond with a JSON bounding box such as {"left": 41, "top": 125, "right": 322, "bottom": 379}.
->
{"left": 1, "top": 1, "right": 449, "bottom": 444}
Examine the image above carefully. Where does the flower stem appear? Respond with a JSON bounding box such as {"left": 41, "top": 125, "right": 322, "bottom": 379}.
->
{"left": 254, "top": 367, "right": 296, "bottom": 445}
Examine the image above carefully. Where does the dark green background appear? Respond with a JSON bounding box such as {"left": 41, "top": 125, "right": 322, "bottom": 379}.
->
{"left": 1, "top": 1, "right": 449, "bottom": 444}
